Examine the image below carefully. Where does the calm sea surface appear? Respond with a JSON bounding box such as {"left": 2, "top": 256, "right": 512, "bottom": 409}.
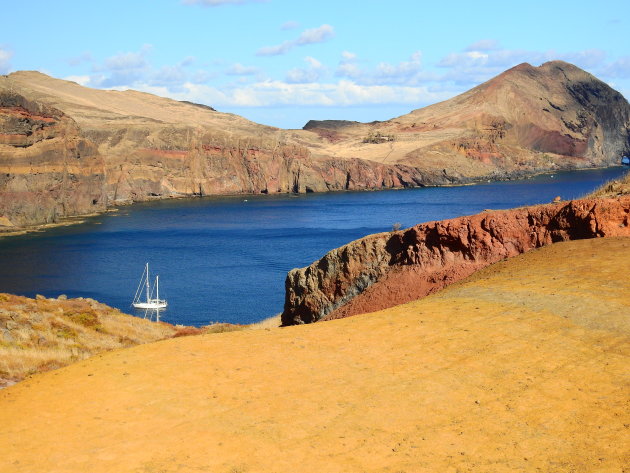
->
{"left": 0, "top": 167, "right": 627, "bottom": 326}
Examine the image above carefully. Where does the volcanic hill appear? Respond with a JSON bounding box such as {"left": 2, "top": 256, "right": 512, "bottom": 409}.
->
{"left": 1, "top": 60, "right": 629, "bottom": 230}
{"left": 306, "top": 61, "right": 630, "bottom": 176}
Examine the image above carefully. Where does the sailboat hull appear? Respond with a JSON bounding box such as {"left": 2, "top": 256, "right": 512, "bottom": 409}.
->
{"left": 132, "top": 301, "right": 167, "bottom": 309}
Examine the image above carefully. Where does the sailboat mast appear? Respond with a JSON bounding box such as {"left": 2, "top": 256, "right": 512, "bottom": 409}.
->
{"left": 156, "top": 275, "right": 160, "bottom": 301}
{"left": 145, "top": 263, "right": 150, "bottom": 303}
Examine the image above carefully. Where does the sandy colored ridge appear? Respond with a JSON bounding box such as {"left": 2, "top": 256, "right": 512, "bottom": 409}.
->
{"left": 1, "top": 237, "right": 629, "bottom": 472}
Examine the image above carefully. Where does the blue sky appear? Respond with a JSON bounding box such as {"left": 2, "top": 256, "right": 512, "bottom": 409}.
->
{"left": 1, "top": 0, "right": 629, "bottom": 128}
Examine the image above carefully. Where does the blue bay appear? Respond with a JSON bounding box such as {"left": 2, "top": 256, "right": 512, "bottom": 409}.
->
{"left": 0, "top": 167, "right": 626, "bottom": 326}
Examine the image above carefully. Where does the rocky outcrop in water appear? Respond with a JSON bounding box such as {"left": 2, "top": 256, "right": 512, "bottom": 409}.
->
{"left": 281, "top": 195, "right": 630, "bottom": 325}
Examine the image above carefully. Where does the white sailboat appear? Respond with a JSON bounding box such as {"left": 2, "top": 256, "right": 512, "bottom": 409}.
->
{"left": 132, "top": 263, "right": 167, "bottom": 310}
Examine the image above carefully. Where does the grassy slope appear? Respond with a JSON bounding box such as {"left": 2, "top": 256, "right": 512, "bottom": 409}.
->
{"left": 0, "top": 293, "right": 281, "bottom": 388}
{"left": 0, "top": 294, "right": 178, "bottom": 386}
{"left": 589, "top": 168, "right": 630, "bottom": 197}
{"left": 1, "top": 237, "right": 628, "bottom": 473}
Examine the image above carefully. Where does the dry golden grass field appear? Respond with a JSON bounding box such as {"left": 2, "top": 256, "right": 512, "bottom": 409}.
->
{"left": 1, "top": 237, "right": 628, "bottom": 472}
{"left": 0, "top": 295, "right": 178, "bottom": 387}
{"left": 0, "top": 294, "right": 281, "bottom": 388}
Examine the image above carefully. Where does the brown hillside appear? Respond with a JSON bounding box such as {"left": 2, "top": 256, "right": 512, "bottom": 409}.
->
{"left": 0, "top": 71, "right": 447, "bottom": 230}
{"left": 310, "top": 61, "right": 630, "bottom": 177}
{"left": 1, "top": 62, "right": 628, "bottom": 230}
{"left": 0, "top": 237, "right": 628, "bottom": 472}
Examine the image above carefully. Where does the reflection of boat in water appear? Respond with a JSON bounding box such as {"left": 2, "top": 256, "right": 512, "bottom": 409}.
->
{"left": 132, "top": 263, "right": 167, "bottom": 320}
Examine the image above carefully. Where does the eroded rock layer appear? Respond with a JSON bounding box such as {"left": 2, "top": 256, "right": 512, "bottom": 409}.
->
{"left": 282, "top": 195, "right": 630, "bottom": 324}
{"left": 0, "top": 92, "right": 105, "bottom": 227}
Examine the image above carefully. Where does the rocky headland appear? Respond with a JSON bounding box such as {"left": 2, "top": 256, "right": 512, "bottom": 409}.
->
{"left": 282, "top": 192, "right": 630, "bottom": 325}
{"left": 1, "top": 60, "right": 629, "bottom": 231}
{"left": 308, "top": 61, "right": 630, "bottom": 174}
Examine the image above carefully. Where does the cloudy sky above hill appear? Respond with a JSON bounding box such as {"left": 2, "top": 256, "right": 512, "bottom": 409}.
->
{"left": 1, "top": 0, "right": 629, "bottom": 128}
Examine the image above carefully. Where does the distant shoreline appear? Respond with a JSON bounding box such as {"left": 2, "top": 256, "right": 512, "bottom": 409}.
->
{"left": 1, "top": 165, "right": 625, "bottom": 239}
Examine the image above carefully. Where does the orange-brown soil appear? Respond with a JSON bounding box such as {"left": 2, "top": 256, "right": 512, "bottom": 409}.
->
{"left": 0, "top": 237, "right": 628, "bottom": 472}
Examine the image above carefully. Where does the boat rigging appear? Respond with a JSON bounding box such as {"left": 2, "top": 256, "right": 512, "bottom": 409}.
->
{"left": 132, "top": 263, "right": 167, "bottom": 321}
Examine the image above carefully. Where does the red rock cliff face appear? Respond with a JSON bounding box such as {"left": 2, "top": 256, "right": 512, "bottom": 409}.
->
{"left": 0, "top": 92, "right": 106, "bottom": 228}
{"left": 281, "top": 196, "right": 630, "bottom": 325}
{"left": 91, "top": 129, "right": 455, "bottom": 203}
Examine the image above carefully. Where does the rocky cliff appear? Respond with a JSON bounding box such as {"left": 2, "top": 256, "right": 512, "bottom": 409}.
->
{"left": 0, "top": 72, "right": 457, "bottom": 228}
{"left": 0, "top": 91, "right": 105, "bottom": 228}
{"left": 1, "top": 61, "right": 629, "bottom": 229}
{"left": 282, "top": 195, "right": 630, "bottom": 324}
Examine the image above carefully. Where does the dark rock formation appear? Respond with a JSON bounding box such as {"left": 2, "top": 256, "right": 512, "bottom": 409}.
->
{"left": 0, "top": 92, "right": 106, "bottom": 228}
{"left": 281, "top": 195, "right": 630, "bottom": 325}
{"left": 303, "top": 120, "right": 362, "bottom": 130}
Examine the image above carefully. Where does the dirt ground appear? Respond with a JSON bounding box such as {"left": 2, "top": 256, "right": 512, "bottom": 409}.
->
{"left": 1, "top": 237, "right": 628, "bottom": 472}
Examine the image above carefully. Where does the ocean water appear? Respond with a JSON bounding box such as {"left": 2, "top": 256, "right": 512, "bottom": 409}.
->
{"left": 0, "top": 167, "right": 627, "bottom": 326}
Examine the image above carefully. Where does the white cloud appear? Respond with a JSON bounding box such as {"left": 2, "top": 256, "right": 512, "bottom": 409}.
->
{"left": 296, "top": 24, "right": 334, "bottom": 45}
{"left": 0, "top": 47, "right": 13, "bottom": 74}
{"left": 336, "top": 51, "right": 361, "bottom": 79}
{"left": 286, "top": 56, "right": 327, "bottom": 83}
{"left": 103, "top": 45, "right": 152, "bottom": 71}
{"left": 374, "top": 51, "right": 426, "bottom": 85}
{"left": 63, "top": 75, "right": 92, "bottom": 86}
{"left": 180, "top": 56, "right": 196, "bottom": 67}
{"left": 257, "top": 24, "right": 335, "bottom": 56}
{"left": 71, "top": 46, "right": 202, "bottom": 89}
{"left": 560, "top": 49, "right": 606, "bottom": 69}
{"left": 257, "top": 43, "right": 291, "bottom": 57}
{"left": 152, "top": 65, "right": 188, "bottom": 86}
{"left": 336, "top": 51, "right": 435, "bottom": 86}
{"left": 603, "top": 56, "right": 630, "bottom": 79}
{"left": 131, "top": 79, "right": 453, "bottom": 109}
{"left": 67, "top": 52, "right": 93, "bottom": 67}
{"left": 226, "top": 63, "right": 260, "bottom": 76}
